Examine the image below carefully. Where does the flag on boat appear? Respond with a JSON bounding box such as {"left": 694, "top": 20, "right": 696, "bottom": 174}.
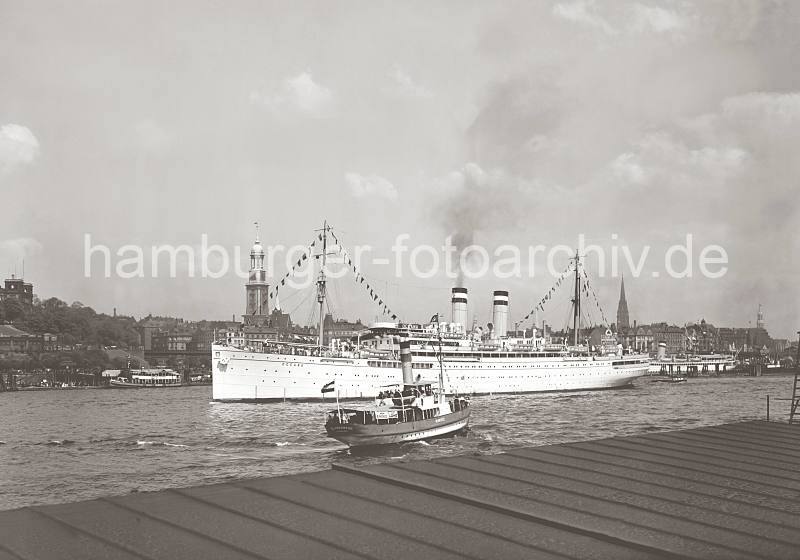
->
{"left": 430, "top": 313, "right": 439, "bottom": 324}
{"left": 321, "top": 380, "right": 335, "bottom": 393}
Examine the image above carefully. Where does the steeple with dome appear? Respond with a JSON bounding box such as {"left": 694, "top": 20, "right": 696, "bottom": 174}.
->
{"left": 244, "top": 222, "right": 270, "bottom": 326}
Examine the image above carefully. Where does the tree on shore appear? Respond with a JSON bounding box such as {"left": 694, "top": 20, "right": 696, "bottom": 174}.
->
{"left": 0, "top": 297, "right": 140, "bottom": 348}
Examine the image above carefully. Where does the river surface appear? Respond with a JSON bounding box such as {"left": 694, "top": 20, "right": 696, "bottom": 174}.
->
{"left": 0, "top": 374, "right": 793, "bottom": 511}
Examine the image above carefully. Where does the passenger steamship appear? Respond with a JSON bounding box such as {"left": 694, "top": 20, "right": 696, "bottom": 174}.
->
{"left": 211, "top": 223, "right": 650, "bottom": 402}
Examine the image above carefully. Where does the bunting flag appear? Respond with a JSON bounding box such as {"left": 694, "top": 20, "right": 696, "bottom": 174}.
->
{"left": 269, "top": 239, "right": 318, "bottom": 300}
{"left": 265, "top": 226, "right": 402, "bottom": 322}
{"left": 330, "top": 227, "right": 402, "bottom": 322}
{"left": 520, "top": 263, "right": 574, "bottom": 322}
{"left": 579, "top": 269, "right": 609, "bottom": 325}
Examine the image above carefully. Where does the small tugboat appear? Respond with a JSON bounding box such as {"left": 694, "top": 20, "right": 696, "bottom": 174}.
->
{"left": 325, "top": 339, "right": 470, "bottom": 447}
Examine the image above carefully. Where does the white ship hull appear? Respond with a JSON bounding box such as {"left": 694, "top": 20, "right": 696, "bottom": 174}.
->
{"left": 212, "top": 345, "right": 649, "bottom": 401}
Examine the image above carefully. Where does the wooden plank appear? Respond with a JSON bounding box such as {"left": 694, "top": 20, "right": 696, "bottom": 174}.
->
{"left": 494, "top": 451, "right": 800, "bottom": 529}
{"left": 571, "top": 439, "right": 800, "bottom": 493}
{"left": 183, "top": 480, "right": 466, "bottom": 560}
{"left": 382, "top": 460, "right": 793, "bottom": 559}
{"left": 34, "top": 499, "right": 260, "bottom": 560}
{"left": 0, "top": 508, "right": 145, "bottom": 560}
{"left": 297, "top": 469, "right": 651, "bottom": 560}
{"left": 510, "top": 443, "right": 800, "bottom": 510}
{"left": 239, "top": 476, "right": 563, "bottom": 560}
{"left": 107, "top": 488, "right": 365, "bottom": 560}
{"left": 336, "top": 463, "right": 717, "bottom": 559}
{"left": 621, "top": 434, "right": 800, "bottom": 478}
{"left": 651, "top": 428, "right": 800, "bottom": 461}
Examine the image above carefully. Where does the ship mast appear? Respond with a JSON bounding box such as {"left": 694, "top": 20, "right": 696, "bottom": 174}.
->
{"left": 437, "top": 318, "right": 445, "bottom": 402}
{"left": 316, "top": 221, "right": 328, "bottom": 349}
{"left": 571, "top": 250, "right": 581, "bottom": 347}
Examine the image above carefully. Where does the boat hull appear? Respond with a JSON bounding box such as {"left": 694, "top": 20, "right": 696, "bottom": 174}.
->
{"left": 647, "top": 356, "right": 735, "bottom": 374}
{"left": 108, "top": 380, "right": 182, "bottom": 388}
{"left": 326, "top": 408, "right": 470, "bottom": 446}
{"left": 212, "top": 345, "right": 649, "bottom": 402}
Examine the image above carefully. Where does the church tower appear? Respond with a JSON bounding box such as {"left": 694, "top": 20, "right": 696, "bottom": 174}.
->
{"left": 616, "top": 275, "right": 630, "bottom": 330}
{"left": 243, "top": 222, "right": 270, "bottom": 326}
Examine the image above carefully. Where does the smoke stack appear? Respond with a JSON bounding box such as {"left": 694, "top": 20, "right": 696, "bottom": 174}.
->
{"left": 492, "top": 290, "right": 508, "bottom": 339}
{"left": 451, "top": 287, "right": 468, "bottom": 328}
{"left": 657, "top": 341, "right": 667, "bottom": 360}
{"left": 399, "top": 339, "right": 413, "bottom": 385}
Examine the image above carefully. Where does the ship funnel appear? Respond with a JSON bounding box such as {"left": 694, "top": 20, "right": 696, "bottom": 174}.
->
{"left": 399, "top": 339, "right": 414, "bottom": 385}
{"left": 451, "top": 287, "right": 468, "bottom": 328}
{"left": 657, "top": 341, "right": 667, "bottom": 360}
{"left": 492, "top": 290, "right": 509, "bottom": 339}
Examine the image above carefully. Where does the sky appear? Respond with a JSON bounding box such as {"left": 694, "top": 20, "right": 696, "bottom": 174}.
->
{"left": 1, "top": 0, "right": 798, "bottom": 339}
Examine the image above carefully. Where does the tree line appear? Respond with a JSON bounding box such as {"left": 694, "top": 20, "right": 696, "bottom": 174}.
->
{"left": 1, "top": 297, "right": 140, "bottom": 348}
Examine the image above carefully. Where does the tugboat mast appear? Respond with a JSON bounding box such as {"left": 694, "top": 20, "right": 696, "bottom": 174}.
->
{"left": 571, "top": 250, "right": 581, "bottom": 347}
{"left": 436, "top": 318, "right": 445, "bottom": 402}
{"left": 316, "top": 221, "right": 328, "bottom": 349}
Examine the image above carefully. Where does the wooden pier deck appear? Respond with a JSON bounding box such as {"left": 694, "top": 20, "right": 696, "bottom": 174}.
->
{"left": 1, "top": 420, "right": 799, "bottom": 560}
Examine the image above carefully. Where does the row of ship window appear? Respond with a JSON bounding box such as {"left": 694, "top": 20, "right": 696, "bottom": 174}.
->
{"left": 366, "top": 361, "right": 433, "bottom": 369}
{"left": 235, "top": 366, "right": 605, "bottom": 375}
{"left": 412, "top": 352, "right": 564, "bottom": 358}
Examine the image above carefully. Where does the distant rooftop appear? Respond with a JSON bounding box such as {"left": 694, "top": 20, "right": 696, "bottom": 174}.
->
{"left": 0, "top": 324, "right": 34, "bottom": 338}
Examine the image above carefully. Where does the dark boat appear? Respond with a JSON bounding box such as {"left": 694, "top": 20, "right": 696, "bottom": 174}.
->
{"left": 324, "top": 340, "right": 470, "bottom": 446}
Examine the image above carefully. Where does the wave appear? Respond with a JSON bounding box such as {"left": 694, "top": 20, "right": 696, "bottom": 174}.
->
{"left": 46, "top": 439, "right": 75, "bottom": 446}
{"left": 136, "top": 440, "right": 188, "bottom": 448}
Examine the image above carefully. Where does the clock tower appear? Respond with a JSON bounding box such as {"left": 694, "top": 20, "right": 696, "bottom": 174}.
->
{"left": 243, "top": 222, "right": 270, "bottom": 326}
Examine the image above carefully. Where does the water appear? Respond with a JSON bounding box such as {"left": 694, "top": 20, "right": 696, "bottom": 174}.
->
{"left": 0, "top": 375, "right": 793, "bottom": 511}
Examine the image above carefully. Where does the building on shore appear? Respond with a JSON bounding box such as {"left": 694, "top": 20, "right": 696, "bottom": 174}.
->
{"left": 0, "top": 275, "right": 34, "bottom": 306}
{"left": 615, "top": 322, "right": 685, "bottom": 355}
{"left": 321, "top": 314, "right": 368, "bottom": 346}
{"left": 0, "top": 324, "right": 42, "bottom": 355}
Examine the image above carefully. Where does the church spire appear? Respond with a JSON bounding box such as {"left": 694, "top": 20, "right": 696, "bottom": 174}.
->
{"left": 616, "top": 274, "right": 630, "bottom": 330}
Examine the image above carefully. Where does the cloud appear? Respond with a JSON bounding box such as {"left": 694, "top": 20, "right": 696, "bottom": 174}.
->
{"left": 250, "top": 72, "right": 334, "bottom": 117}
{"left": 0, "top": 237, "right": 43, "bottom": 263}
{"left": 552, "top": 0, "right": 616, "bottom": 35}
{"left": 721, "top": 92, "right": 800, "bottom": 128}
{"left": 135, "top": 119, "right": 173, "bottom": 156}
{"left": 552, "top": 1, "right": 692, "bottom": 39}
{"left": 609, "top": 131, "right": 748, "bottom": 191}
{"left": 0, "top": 124, "right": 40, "bottom": 174}
{"left": 608, "top": 92, "right": 800, "bottom": 196}
{"left": 345, "top": 172, "right": 398, "bottom": 201}
{"left": 631, "top": 4, "right": 685, "bottom": 34}
{"left": 387, "top": 66, "right": 433, "bottom": 98}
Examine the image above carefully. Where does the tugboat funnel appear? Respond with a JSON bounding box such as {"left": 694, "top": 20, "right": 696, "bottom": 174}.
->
{"left": 400, "top": 339, "right": 414, "bottom": 385}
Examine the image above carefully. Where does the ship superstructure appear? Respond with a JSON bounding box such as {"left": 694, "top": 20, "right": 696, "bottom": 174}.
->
{"left": 212, "top": 224, "right": 650, "bottom": 402}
